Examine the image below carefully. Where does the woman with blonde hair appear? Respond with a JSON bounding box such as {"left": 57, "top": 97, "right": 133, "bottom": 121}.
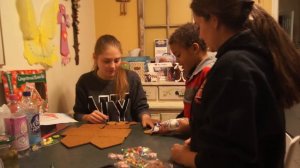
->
{"left": 73, "top": 35, "right": 153, "bottom": 128}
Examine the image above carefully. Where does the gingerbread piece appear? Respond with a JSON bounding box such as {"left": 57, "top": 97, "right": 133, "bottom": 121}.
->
{"left": 91, "top": 136, "right": 124, "bottom": 149}
{"left": 144, "top": 129, "right": 153, "bottom": 135}
{"left": 107, "top": 121, "right": 117, "bottom": 125}
{"left": 104, "top": 124, "right": 130, "bottom": 129}
{"left": 60, "top": 124, "right": 132, "bottom": 149}
{"left": 95, "top": 129, "right": 131, "bottom": 138}
{"left": 61, "top": 135, "right": 92, "bottom": 148}
{"left": 79, "top": 124, "right": 105, "bottom": 129}
{"left": 129, "top": 121, "right": 138, "bottom": 126}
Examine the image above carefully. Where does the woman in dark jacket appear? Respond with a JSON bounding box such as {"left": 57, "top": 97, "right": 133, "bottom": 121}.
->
{"left": 170, "top": 0, "right": 300, "bottom": 167}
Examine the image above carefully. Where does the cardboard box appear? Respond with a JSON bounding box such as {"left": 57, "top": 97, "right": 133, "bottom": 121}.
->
{"left": 129, "top": 62, "right": 145, "bottom": 81}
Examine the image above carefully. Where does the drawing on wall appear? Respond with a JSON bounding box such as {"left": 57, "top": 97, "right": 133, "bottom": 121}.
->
{"left": 16, "top": 0, "right": 59, "bottom": 67}
{"left": 0, "top": 11, "right": 5, "bottom": 66}
{"left": 58, "top": 4, "right": 71, "bottom": 66}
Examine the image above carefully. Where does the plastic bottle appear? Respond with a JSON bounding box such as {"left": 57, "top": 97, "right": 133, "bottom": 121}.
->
{"left": 7, "top": 94, "right": 21, "bottom": 114}
{"left": 21, "top": 91, "right": 41, "bottom": 148}
{"left": 5, "top": 94, "right": 30, "bottom": 157}
{"left": 0, "top": 135, "right": 20, "bottom": 168}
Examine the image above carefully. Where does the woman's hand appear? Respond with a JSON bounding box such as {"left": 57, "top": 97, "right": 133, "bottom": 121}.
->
{"left": 184, "top": 138, "right": 191, "bottom": 145}
{"left": 141, "top": 114, "right": 155, "bottom": 128}
{"left": 171, "top": 143, "right": 196, "bottom": 168}
{"left": 82, "top": 110, "right": 108, "bottom": 124}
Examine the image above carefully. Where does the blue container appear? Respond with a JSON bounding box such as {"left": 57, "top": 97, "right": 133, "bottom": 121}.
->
{"left": 121, "top": 56, "right": 151, "bottom": 71}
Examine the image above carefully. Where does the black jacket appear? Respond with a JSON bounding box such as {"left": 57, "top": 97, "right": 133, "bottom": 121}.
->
{"left": 190, "top": 29, "right": 285, "bottom": 168}
{"left": 73, "top": 70, "right": 149, "bottom": 122}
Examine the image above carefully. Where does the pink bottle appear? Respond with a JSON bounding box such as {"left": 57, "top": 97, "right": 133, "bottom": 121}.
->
{"left": 5, "top": 94, "right": 30, "bottom": 157}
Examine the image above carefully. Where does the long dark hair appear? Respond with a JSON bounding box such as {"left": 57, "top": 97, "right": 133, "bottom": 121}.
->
{"left": 191, "top": 0, "right": 300, "bottom": 108}
{"left": 191, "top": 0, "right": 253, "bottom": 30}
{"left": 94, "top": 35, "right": 128, "bottom": 99}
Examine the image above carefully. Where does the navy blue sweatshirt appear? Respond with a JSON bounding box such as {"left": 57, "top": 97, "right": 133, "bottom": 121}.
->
{"left": 190, "top": 29, "right": 285, "bottom": 168}
{"left": 73, "top": 70, "right": 149, "bottom": 122}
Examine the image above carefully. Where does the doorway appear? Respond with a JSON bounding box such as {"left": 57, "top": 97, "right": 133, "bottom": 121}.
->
{"left": 278, "top": 0, "right": 300, "bottom": 49}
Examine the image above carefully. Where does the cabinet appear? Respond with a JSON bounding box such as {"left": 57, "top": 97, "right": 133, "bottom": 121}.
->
{"left": 143, "top": 81, "right": 185, "bottom": 121}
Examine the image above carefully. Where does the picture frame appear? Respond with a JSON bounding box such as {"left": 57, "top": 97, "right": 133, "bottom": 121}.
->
{"left": 154, "top": 39, "right": 168, "bottom": 57}
{"left": 147, "top": 62, "right": 173, "bottom": 82}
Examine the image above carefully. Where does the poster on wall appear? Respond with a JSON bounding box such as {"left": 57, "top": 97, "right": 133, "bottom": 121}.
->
{"left": 1, "top": 70, "right": 48, "bottom": 113}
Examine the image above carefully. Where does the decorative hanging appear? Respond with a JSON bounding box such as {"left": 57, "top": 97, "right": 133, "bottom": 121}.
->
{"left": 57, "top": 4, "right": 71, "bottom": 65}
{"left": 16, "top": 0, "right": 59, "bottom": 67}
{"left": 71, "top": 0, "right": 80, "bottom": 65}
{"left": 174, "top": 63, "right": 186, "bottom": 82}
{"left": 116, "top": 0, "right": 130, "bottom": 16}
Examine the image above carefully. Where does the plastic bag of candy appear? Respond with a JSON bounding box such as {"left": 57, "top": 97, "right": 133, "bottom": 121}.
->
{"left": 108, "top": 146, "right": 173, "bottom": 168}
{"left": 144, "top": 119, "right": 183, "bottom": 135}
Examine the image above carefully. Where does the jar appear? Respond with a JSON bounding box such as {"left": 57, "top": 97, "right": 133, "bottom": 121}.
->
{"left": 0, "top": 135, "right": 19, "bottom": 168}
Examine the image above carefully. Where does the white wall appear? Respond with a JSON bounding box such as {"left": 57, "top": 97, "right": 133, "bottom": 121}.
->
{"left": 0, "top": 0, "right": 95, "bottom": 114}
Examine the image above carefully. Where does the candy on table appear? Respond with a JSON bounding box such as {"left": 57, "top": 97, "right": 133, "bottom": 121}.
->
{"left": 108, "top": 146, "right": 160, "bottom": 168}
{"left": 108, "top": 153, "right": 124, "bottom": 160}
{"left": 42, "top": 137, "right": 53, "bottom": 145}
{"left": 114, "top": 161, "right": 129, "bottom": 168}
{"left": 42, "top": 135, "right": 61, "bottom": 146}
{"left": 31, "top": 144, "right": 40, "bottom": 151}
